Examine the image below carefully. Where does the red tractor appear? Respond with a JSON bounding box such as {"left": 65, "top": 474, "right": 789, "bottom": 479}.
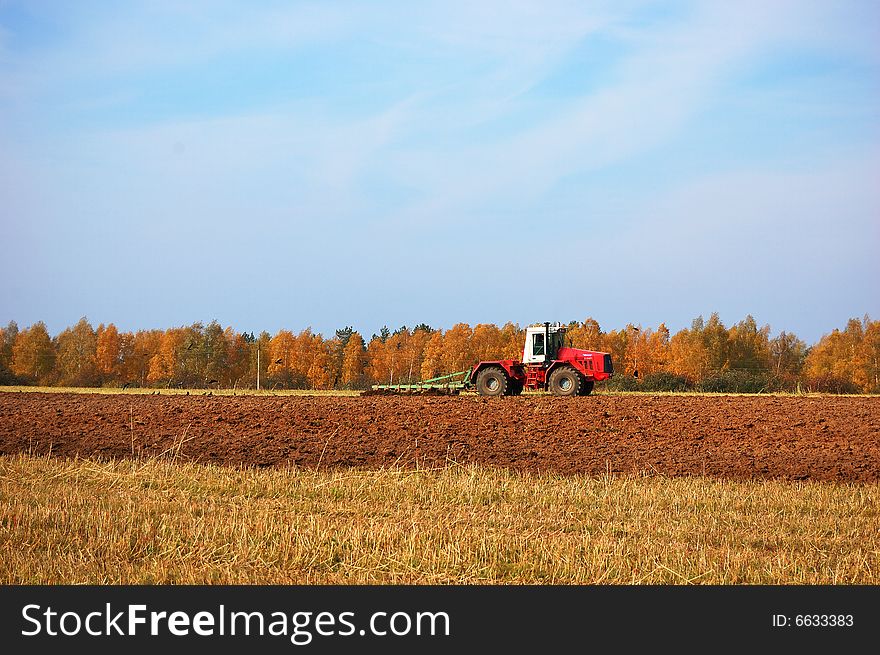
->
{"left": 469, "top": 322, "right": 613, "bottom": 396}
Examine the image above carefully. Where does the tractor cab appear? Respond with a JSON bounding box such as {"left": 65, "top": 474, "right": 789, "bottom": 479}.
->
{"left": 522, "top": 322, "right": 567, "bottom": 365}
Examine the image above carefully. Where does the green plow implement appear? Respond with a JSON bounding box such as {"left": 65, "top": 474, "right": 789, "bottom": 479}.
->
{"left": 367, "top": 370, "right": 472, "bottom": 395}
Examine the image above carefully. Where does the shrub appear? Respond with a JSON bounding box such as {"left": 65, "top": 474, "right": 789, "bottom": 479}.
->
{"left": 806, "top": 375, "right": 860, "bottom": 394}
{"left": 699, "top": 370, "right": 770, "bottom": 394}
{"left": 604, "top": 374, "right": 640, "bottom": 392}
{"left": 639, "top": 372, "right": 693, "bottom": 392}
{"left": 0, "top": 364, "right": 26, "bottom": 386}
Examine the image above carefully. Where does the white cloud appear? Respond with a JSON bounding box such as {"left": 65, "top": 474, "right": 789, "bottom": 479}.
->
{"left": 0, "top": 2, "right": 357, "bottom": 101}
{"left": 554, "top": 147, "right": 880, "bottom": 339}
{"left": 368, "top": 0, "right": 879, "bottom": 231}
{"left": 2, "top": 1, "right": 877, "bottom": 339}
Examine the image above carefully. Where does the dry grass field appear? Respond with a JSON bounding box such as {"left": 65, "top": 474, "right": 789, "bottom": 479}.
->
{"left": 1, "top": 453, "right": 877, "bottom": 585}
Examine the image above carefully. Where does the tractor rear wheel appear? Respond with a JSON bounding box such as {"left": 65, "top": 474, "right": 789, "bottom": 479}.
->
{"left": 476, "top": 366, "right": 509, "bottom": 397}
{"left": 549, "top": 366, "right": 581, "bottom": 397}
{"left": 579, "top": 380, "right": 595, "bottom": 396}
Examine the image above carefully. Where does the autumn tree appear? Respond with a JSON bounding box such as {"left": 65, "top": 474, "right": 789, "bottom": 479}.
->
{"left": 1, "top": 320, "right": 18, "bottom": 368}
{"left": 95, "top": 323, "right": 121, "bottom": 382}
{"left": 341, "top": 331, "right": 367, "bottom": 388}
{"left": 644, "top": 323, "right": 671, "bottom": 374}
{"left": 600, "top": 326, "right": 631, "bottom": 376}
{"left": 440, "top": 323, "right": 473, "bottom": 374}
{"left": 0, "top": 321, "right": 19, "bottom": 383}
{"left": 625, "top": 324, "right": 670, "bottom": 377}
{"left": 471, "top": 324, "right": 504, "bottom": 362}
{"left": 498, "top": 322, "right": 525, "bottom": 359}
{"left": 174, "top": 323, "right": 206, "bottom": 385}
{"left": 399, "top": 327, "right": 432, "bottom": 384}
{"left": 727, "top": 315, "right": 771, "bottom": 373}
{"left": 120, "top": 330, "right": 163, "bottom": 387}
{"left": 147, "top": 328, "right": 186, "bottom": 386}
{"left": 702, "top": 313, "right": 729, "bottom": 373}
{"left": 333, "top": 326, "right": 354, "bottom": 378}
{"left": 769, "top": 331, "right": 807, "bottom": 379}
{"left": 804, "top": 316, "right": 878, "bottom": 393}
{"left": 267, "top": 329, "right": 300, "bottom": 388}
{"left": 419, "top": 330, "right": 444, "bottom": 380}
{"left": 366, "top": 329, "right": 413, "bottom": 385}
{"left": 365, "top": 335, "right": 389, "bottom": 384}
{"left": 2, "top": 315, "right": 875, "bottom": 393}
{"left": 266, "top": 328, "right": 325, "bottom": 388}
{"left": 115, "top": 331, "right": 136, "bottom": 384}
{"left": 307, "top": 341, "right": 334, "bottom": 390}
{"left": 55, "top": 317, "right": 99, "bottom": 386}
{"left": 845, "top": 318, "right": 870, "bottom": 391}
{"left": 202, "top": 320, "right": 228, "bottom": 385}
{"left": 805, "top": 320, "right": 863, "bottom": 386}
{"left": 12, "top": 321, "right": 56, "bottom": 384}
{"left": 225, "top": 327, "right": 251, "bottom": 388}
{"left": 248, "top": 331, "right": 271, "bottom": 389}
{"left": 668, "top": 317, "right": 711, "bottom": 382}
{"left": 567, "top": 318, "right": 602, "bottom": 351}
{"left": 862, "top": 317, "right": 880, "bottom": 393}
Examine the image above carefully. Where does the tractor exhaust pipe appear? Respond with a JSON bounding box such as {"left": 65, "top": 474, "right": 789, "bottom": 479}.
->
{"left": 544, "top": 321, "right": 551, "bottom": 364}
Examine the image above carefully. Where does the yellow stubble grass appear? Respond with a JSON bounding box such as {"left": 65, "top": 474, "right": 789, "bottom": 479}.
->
{"left": 0, "top": 453, "right": 876, "bottom": 584}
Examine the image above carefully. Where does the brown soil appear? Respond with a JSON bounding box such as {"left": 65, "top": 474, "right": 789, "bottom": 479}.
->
{"left": 1, "top": 392, "right": 878, "bottom": 482}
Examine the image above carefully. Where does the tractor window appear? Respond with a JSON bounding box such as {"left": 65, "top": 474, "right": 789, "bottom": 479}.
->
{"left": 604, "top": 354, "right": 613, "bottom": 374}
{"left": 533, "top": 333, "right": 545, "bottom": 356}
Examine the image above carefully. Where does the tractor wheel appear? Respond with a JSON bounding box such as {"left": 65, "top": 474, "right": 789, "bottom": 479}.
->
{"left": 476, "top": 366, "right": 509, "bottom": 397}
{"left": 508, "top": 378, "right": 524, "bottom": 396}
{"left": 549, "top": 366, "right": 581, "bottom": 397}
{"left": 578, "top": 380, "right": 595, "bottom": 396}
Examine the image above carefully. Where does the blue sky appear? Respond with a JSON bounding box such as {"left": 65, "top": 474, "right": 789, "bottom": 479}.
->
{"left": 1, "top": 0, "right": 878, "bottom": 344}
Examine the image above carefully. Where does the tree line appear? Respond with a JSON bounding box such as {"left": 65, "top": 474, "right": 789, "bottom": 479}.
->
{"left": 0, "top": 314, "right": 877, "bottom": 393}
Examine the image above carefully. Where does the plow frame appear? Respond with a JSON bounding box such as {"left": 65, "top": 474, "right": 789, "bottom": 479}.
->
{"left": 369, "top": 370, "right": 472, "bottom": 394}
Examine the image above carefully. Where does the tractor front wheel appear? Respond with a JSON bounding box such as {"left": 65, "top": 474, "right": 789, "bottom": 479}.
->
{"left": 549, "top": 366, "right": 581, "bottom": 397}
{"left": 476, "top": 366, "right": 509, "bottom": 397}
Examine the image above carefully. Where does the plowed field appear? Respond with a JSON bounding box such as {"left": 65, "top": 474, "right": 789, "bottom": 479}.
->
{"left": 1, "top": 392, "right": 878, "bottom": 482}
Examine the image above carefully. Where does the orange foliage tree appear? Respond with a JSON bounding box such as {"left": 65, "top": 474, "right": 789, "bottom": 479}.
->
{"left": 418, "top": 331, "right": 444, "bottom": 380}
{"left": 3, "top": 314, "right": 877, "bottom": 393}
{"left": 12, "top": 321, "right": 56, "bottom": 384}
{"left": 266, "top": 328, "right": 333, "bottom": 389}
{"left": 668, "top": 316, "right": 718, "bottom": 382}
{"left": 440, "top": 323, "right": 474, "bottom": 374}
{"left": 498, "top": 322, "right": 525, "bottom": 359}
{"left": 769, "top": 331, "right": 807, "bottom": 379}
{"left": 727, "top": 315, "right": 771, "bottom": 373}
{"left": 55, "top": 317, "right": 99, "bottom": 386}
{"left": 567, "top": 318, "right": 603, "bottom": 351}
{"left": 146, "top": 328, "right": 185, "bottom": 386}
{"left": 225, "top": 327, "right": 251, "bottom": 389}
{"left": 863, "top": 318, "right": 880, "bottom": 393}
{"left": 341, "top": 331, "right": 367, "bottom": 388}
{"left": 95, "top": 323, "right": 121, "bottom": 381}
{"left": 267, "top": 329, "right": 300, "bottom": 387}
{"left": 804, "top": 316, "right": 878, "bottom": 393}
{"left": 120, "top": 330, "right": 163, "bottom": 387}
{"left": 307, "top": 341, "right": 334, "bottom": 390}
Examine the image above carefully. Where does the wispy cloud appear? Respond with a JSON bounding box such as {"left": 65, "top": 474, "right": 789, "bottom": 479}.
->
{"left": 377, "top": 1, "right": 879, "bottom": 227}
{"left": 1, "top": 1, "right": 877, "bottom": 337}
